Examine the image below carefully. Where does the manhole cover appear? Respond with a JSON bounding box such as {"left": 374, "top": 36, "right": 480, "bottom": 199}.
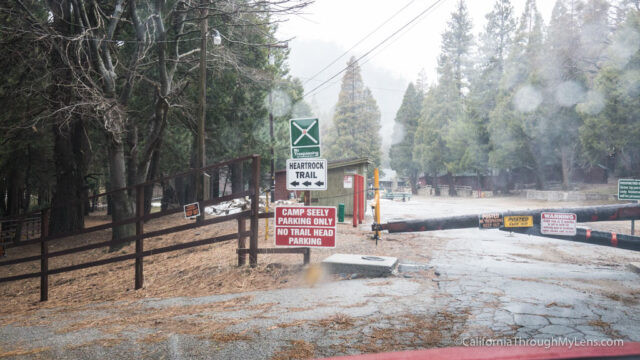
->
{"left": 361, "top": 256, "right": 385, "bottom": 261}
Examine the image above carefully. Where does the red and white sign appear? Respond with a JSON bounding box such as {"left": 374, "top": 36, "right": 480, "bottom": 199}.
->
{"left": 343, "top": 175, "right": 353, "bottom": 189}
{"left": 541, "top": 212, "right": 577, "bottom": 236}
{"left": 275, "top": 206, "right": 336, "bottom": 248}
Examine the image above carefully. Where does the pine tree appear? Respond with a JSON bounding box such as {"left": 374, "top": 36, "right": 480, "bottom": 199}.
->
{"left": 413, "top": 85, "right": 448, "bottom": 194}
{"left": 413, "top": 0, "right": 475, "bottom": 195}
{"left": 439, "top": 0, "right": 474, "bottom": 96}
{"left": 389, "top": 82, "right": 423, "bottom": 193}
{"left": 467, "top": 0, "right": 517, "bottom": 180}
{"left": 578, "top": 9, "right": 640, "bottom": 176}
{"left": 488, "top": 0, "right": 546, "bottom": 190}
{"left": 325, "top": 57, "right": 382, "bottom": 168}
{"left": 543, "top": 0, "right": 587, "bottom": 189}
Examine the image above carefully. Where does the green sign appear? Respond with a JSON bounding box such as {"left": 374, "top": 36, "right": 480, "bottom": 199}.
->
{"left": 290, "top": 118, "right": 320, "bottom": 159}
{"left": 618, "top": 179, "right": 640, "bottom": 200}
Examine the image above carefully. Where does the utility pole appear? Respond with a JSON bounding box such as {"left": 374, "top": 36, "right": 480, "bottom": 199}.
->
{"left": 268, "top": 43, "right": 288, "bottom": 202}
{"left": 196, "top": 1, "right": 208, "bottom": 223}
{"left": 269, "top": 94, "right": 275, "bottom": 201}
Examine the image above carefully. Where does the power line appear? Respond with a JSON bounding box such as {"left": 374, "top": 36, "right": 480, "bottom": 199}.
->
{"left": 302, "top": 0, "right": 418, "bottom": 86}
{"left": 360, "top": 0, "right": 447, "bottom": 70}
{"left": 302, "top": 0, "right": 447, "bottom": 99}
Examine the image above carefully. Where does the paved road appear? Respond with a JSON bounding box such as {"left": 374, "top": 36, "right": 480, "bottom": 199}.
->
{"left": 1, "top": 197, "right": 639, "bottom": 359}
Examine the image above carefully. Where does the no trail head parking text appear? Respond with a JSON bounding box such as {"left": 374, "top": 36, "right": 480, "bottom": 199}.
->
{"left": 275, "top": 206, "right": 336, "bottom": 248}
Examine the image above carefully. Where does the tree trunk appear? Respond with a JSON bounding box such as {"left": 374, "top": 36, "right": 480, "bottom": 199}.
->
{"left": 447, "top": 172, "right": 457, "bottom": 196}
{"left": 143, "top": 148, "right": 161, "bottom": 216}
{"left": 108, "top": 137, "right": 135, "bottom": 252}
{"left": 409, "top": 170, "right": 418, "bottom": 195}
{"left": 433, "top": 173, "right": 440, "bottom": 196}
{"left": 231, "top": 162, "right": 243, "bottom": 194}
{"left": 211, "top": 168, "right": 220, "bottom": 198}
{"left": 50, "top": 121, "right": 90, "bottom": 235}
{"left": 561, "top": 146, "right": 572, "bottom": 190}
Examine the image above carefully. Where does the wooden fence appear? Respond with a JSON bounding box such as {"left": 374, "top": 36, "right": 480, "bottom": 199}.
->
{"left": 0, "top": 155, "right": 309, "bottom": 301}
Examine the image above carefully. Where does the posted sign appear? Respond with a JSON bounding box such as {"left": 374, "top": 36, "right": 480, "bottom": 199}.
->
{"left": 290, "top": 118, "right": 321, "bottom": 159}
{"left": 504, "top": 215, "right": 533, "bottom": 228}
{"left": 479, "top": 213, "right": 503, "bottom": 229}
{"left": 275, "top": 206, "right": 336, "bottom": 247}
{"left": 541, "top": 212, "right": 577, "bottom": 236}
{"left": 618, "top": 179, "right": 640, "bottom": 200}
{"left": 286, "top": 159, "right": 327, "bottom": 191}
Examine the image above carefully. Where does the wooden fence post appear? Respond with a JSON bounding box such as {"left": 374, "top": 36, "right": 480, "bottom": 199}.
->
{"left": 237, "top": 217, "right": 246, "bottom": 266}
{"left": 303, "top": 248, "right": 310, "bottom": 265}
{"left": 135, "top": 185, "right": 144, "bottom": 290}
{"left": 40, "top": 208, "right": 50, "bottom": 302}
{"left": 250, "top": 156, "right": 260, "bottom": 267}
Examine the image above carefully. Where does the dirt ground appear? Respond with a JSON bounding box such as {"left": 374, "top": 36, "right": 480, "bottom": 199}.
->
{"left": 0, "top": 202, "right": 432, "bottom": 318}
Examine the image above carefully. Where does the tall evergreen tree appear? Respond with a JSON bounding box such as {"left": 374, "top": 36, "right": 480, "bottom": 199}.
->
{"left": 439, "top": 0, "right": 475, "bottom": 96}
{"left": 488, "top": 0, "right": 546, "bottom": 190}
{"left": 389, "top": 82, "right": 423, "bottom": 193}
{"left": 467, "top": 0, "right": 517, "bottom": 181}
{"left": 413, "top": 0, "right": 475, "bottom": 195}
{"left": 325, "top": 57, "right": 382, "bottom": 168}
{"left": 543, "top": 0, "right": 587, "bottom": 188}
{"left": 578, "top": 8, "right": 640, "bottom": 175}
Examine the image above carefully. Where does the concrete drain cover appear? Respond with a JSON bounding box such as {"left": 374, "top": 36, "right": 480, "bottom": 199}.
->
{"left": 322, "top": 254, "right": 398, "bottom": 277}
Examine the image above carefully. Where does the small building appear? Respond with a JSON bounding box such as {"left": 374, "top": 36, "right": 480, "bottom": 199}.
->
{"left": 275, "top": 157, "right": 371, "bottom": 216}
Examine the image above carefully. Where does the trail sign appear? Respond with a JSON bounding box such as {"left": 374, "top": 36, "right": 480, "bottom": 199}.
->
{"left": 618, "top": 179, "right": 640, "bottom": 200}
{"left": 275, "top": 206, "right": 336, "bottom": 247}
{"left": 504, "top": 215, "right": 533, "bottom": 228}
{"left": 290, "top": 118, "right": 321, "bottom": 159}
{"left": 541, "top": 212, "right": 577, "bottom": 236}
{"left": 286, "top": 159, "right": 327, "bottom": 191}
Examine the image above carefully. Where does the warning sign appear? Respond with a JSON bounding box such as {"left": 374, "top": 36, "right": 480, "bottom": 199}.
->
{"left": 183, "top": 202, "right": 200, "bottom": 219}
{"left": 275, "top": 206, "right": 336, "bottom": 248}
{"left": 479, "top": 213, "right": 503, "bottom": 229}
{"left": 541, "top": 212, "right": 577, "bottom": 236}
{"left": 504, "top": 215, "right": 533, "bottom": 228}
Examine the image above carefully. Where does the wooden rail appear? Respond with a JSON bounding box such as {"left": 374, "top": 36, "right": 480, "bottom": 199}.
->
{"left": 0, "top": 155, "right": 311, "bottom": 301}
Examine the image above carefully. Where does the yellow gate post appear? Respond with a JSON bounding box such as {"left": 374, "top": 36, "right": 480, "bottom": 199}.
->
{"left": 374, "top": 168, "right": 381, "bottom": 243}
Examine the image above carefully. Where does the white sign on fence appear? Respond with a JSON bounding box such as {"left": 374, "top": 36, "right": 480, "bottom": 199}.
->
{"left": 540, "top": 212, "right": 577, "bottom": 236}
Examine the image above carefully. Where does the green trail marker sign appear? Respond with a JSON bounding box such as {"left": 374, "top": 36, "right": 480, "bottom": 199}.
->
{"left": 618, "top": 179, "right": 640, "bottom": 200}
{"left": 290, "top": 118, "right": 320, "bottom": 159}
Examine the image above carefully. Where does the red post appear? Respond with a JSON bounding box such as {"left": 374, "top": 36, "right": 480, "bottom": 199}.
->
{"left": 358, "top": 175, "right": 364, "bottom": 224}
{"left": 353, "top": 175, "right": 358, "bottom": 228}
